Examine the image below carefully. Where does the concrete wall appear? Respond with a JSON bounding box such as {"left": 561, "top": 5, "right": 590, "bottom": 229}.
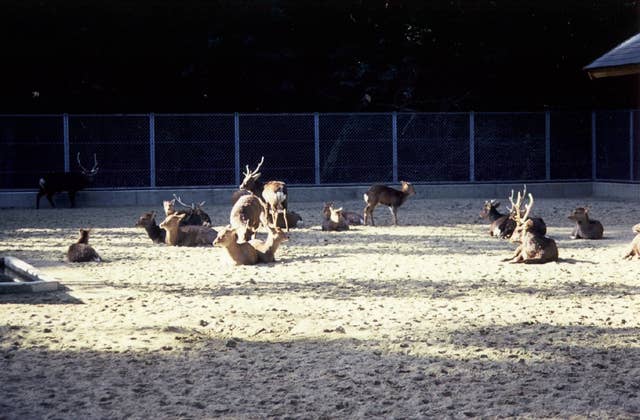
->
{"left": 1, "top": 181, "right": 615, "bottom": 209}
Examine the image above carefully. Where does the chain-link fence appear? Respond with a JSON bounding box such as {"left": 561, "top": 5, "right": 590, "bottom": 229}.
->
{"left": 0, "top": 111, "right": 638, "bottom": 190}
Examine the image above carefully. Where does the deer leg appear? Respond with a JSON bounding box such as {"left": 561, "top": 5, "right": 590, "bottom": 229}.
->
{"left": 46, "top": 193, "right": 56, "bottom": 208}
{"left": 69, "top": 191, "right": 77, "bottom": 208}
{"left": 36, "top": 191, "right": 45, "bottom": 209}
{"left": 503, "top": 245, "right": 522, "bottom": 262}
{"left": 390, "top": 206, "right": 398, "bottom": 225}
{"left": 282, "top": 208, "right": 289, "bottom": 231}
{"left": 364, "top": 204, "right": 375, "bottom": 226}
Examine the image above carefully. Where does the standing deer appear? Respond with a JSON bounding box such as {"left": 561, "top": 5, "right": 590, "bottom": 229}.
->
{"left": 239, "top": 156, "right": 290, "bottom": 231}
{"left": 505, "top": 192, "right": 558, "bottom": 264}
{"left": 363, "top": 181, "right": 416, "bottom": 226}
{"left": 249, "top": 226, "right": 290, "bottom": 263}
{"left": 159, "top": 213, "right": 217, "bottom": 246}
{"left": 213, "top": 226, "right": 259, "bottom": 265}
{"left": 37, "top": 153, "right": 99, "bottom": 208}
{"left": 623, "top": 223, "right": 640, "bottom": 260}
{"left": 229, "top": 193, "right": 269, "bottom": 242}
{"left": 66, "top": 228, "right": 102, "bottom": 262}
{"left": 568, "top": 207, "right": 604, "bottom": 239}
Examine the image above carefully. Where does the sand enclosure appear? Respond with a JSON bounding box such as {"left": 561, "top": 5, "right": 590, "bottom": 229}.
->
{"left": 1, "top": 196, "right": 639, "bottom": 418}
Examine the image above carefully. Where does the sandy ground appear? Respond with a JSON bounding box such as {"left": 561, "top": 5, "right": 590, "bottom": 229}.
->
{"left": 1, "top": 195, "right": 640, "bottom": 419}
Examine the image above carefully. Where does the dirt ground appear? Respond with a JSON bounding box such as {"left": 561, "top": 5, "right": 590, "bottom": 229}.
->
{"left": 1, "top": 196, "right": 639, "bottom": 419}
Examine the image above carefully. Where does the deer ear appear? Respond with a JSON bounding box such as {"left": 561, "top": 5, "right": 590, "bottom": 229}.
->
{"left": 177, "top": 213, "right": 187, "bottom": 219}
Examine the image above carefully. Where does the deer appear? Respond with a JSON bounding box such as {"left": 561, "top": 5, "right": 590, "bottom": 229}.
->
{"left": 363, "top": 181, "right": 416, "bottom": 226}
{"left": 158, "top": 213, "right": 217, "bottom": 246}
{"left": 322, "top": 203, "right": 350, "bottom": 231}
{"left": 239, "top": 156, "right": 290, "bottom": 231}
{"left": 37, "top": 153, "right": 99, "bottom": 208}
{"left": 568, "top": 207, "right": 604, "bottom": 239}
{"left": 623, "top": 223, "right": 640, "bottom": 260}
{"left": 135, "top": 211, "right": 166, "bottom": 244}
{"left": 507, "top": 187, "right": 547, "bottom": 239}
{"left": 268, "top": 210, "right": 303, "bottom": 229}
{"left": 323, "top": 201, "right": 363, "bottom": 226}
{"left": 230, "top": 193, "right": 269, "bottom": 242}
{"left": 163, "top": 194, "right": 212, "bottom": 226}
{"left": 66, "top": 228, "right": 102, "bottom": 262}
{"left": 504, "top": 192, "right": 558, "bottom": 264}
{"left": 213, "top": 226, "right": 259, "bottom": 265}
{"left": 480, "top": 199, "right": 515, "bottom": 238}
{"left": 249, "top": 226, "right": 290, "bottom": 263}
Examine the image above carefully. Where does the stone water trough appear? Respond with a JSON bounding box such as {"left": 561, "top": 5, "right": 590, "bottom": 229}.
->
{"left": 0, "top": 256, "right": 60, "bottom": 293}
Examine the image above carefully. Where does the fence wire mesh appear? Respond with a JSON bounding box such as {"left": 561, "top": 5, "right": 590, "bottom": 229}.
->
{"left": 1, "top": 111, "right": 638, "bottom": 190}
{"left": 0, "top": 116, "right": 63, "bottom": 189}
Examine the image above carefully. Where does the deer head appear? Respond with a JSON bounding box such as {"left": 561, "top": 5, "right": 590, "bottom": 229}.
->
{"left": 239, "top": 156, "right": 265, "bottom": 191}
{"left": 77, "top": 153, "right": 99, "bottom": 176}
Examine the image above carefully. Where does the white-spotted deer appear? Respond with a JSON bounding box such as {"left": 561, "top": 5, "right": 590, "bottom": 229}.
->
{"left": 505, "top": 193, "right": 558, "bottom": 264}
{"left": 37, "top": 153, "right": 99, "bottom": 208}
{"left": 363, "top": 181, "right": 415, "bottom": 226}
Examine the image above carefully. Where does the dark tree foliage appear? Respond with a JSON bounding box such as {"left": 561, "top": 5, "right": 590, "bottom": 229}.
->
{"left": 0, "top": 0, "right": 638, "bottom": 113}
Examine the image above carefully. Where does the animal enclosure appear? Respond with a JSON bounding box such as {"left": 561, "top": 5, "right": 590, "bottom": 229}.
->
{"left": 1, "top": 197, "right": 639, "bottom": 417}
{"left": 1, "top": 110, "right": 639, "bottom": 190}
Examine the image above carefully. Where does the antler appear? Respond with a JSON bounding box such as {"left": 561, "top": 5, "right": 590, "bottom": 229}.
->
{"left": 173, "top": 194, "right": 194, "bottom": 209}
{"left": 76, "top": 153, "right": 99, "bottom": 174}
{"left": 77, "top": 153, "right": 88, "bottom": 172}
{"left": 521, "top": 193, "right": 534, "bottom": 222}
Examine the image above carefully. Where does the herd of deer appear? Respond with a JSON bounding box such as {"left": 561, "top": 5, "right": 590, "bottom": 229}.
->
{"left": 39, "top": 155, "right": 640, "bottom": 264}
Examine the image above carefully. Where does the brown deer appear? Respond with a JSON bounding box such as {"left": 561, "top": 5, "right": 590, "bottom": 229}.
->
{"left": 568, "top": 207, "right": 604, "bottom": 239}
{"left": 480, "top": 199, "right": 515, "bottom": 238}
{"left": 323, "top": 201, "right": 363, "bottom": 226}
{"left": 322, "top": 203, "right": 350, "bottom": 231}
{"left": 229, "top": 193, "right": 269, "bottom": 242}
{"left": 159, "top": 213, "right": 217, "bottom": 246}
{"left": 363, "top": 181, "right": 416, "bottom": 226}
{"left": 37, "top": 153, "right": 99, "bottom": 208}
{"left": 135, "top": 211, "right": 166, "bottom": 244}
{"left": 239, "top": 156, "right": 290, "bottom": 231}
{"left": 66, "top": 228, "right": 102, "bottom": 262}
{"left": 213, "top": 226, "right": 259, "bottom": 265}
{"left": 163, "top": 194, "right": 212, "bottom": 226}
{"left": 267, "top": 210, "right": 303, "bottom": 229}
{"left": 249, "top": 226, "right": 290, "bottom": 263}
{"left": 507, "top": 187, "right": 547, "bottom": 239}
{"left": 623, "top": 223, "right": 640, "bottom": 260}
{"left": 505, "top": 193, "right": 558, "bottom": 264}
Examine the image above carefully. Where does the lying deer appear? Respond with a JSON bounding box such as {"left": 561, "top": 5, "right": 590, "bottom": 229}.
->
{"left": 363, "top": 181, "right": 416, "bottom": 226}
{"left": 322, "top": 203, "right": 350, "bottom": 231}
{"left": 135, "top": 211, "right": 166, "bottom": 244}
{"left": 230, "top": 193, "right": 269, "bottom": 242}
{"left": 323, "top": 201, "right": 363, "bottom": 226}
{"left": 163, "top": 194, "right": 212, "bottom": 226}
{"left": 37, "top": 153, "right": 99, "bottom": 208}
{"left": 66, "top": 228, "right": 102, "bottom": 262}
{"left": 505, "top": 193, "right": 558, "bottom": 264}
{"left": 239, "top": 156, "right": 290, "bottom": 231}
{"left": 623, "top": 223, "right": 640, "bottom": 260}
{"left": 249, "top": 226, "right": 290, "bottom": 263}
{"left": 480, "top": 199, "right": 515, "bottom": 238}
{"left": 159, "top": 213, "right": 217, "bottom": 246}
{"left": 507, "top": 187, "right": 547, "bottom": 238}
{"left": 213, "top": 226, "right": 259, "bottom": 265}
{"left": 568, "top": 207, "right": 604, "bottom": 239}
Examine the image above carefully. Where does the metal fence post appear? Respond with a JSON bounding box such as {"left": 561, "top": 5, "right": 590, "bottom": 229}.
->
{"left": 234, "top": 112, "right": 240, "bottom": 186}
{"left": 630, "top": 110, "right": 635, "bottom": 181}
{"left": 392, "top": 112, "right": 398, "bottom": 183}
{"left": 469, "top": 111, "right": 475, "bottom": 182}
{"left": 314, "top": 112, "right": 320, "bottom": 185}
{"left": 591, "top": 111, "right": 597, "bottom": 180}
{"left": 149, "top": 113, "right": 156, "bottom": 187}
{"left": 63, "top": 113, "right": 70, "bottom": 172}
{"left": 545, "top": 111, "right": 551, "bottom": 180}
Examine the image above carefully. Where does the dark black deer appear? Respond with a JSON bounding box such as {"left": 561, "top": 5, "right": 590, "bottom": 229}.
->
{"left": 66, "top": 229, "right": 102, "bottom": 262}
{"left": 37, "top": 153, "right": 99, "bottom": 208}
{"left": 363, "top": 181, "right": 416, "bottom": 226}
{"left": 568, "top": 207, "right": 604, "bottom": 239}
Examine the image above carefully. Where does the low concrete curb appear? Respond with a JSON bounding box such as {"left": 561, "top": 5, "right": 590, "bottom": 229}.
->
{"left": 0, "top": 256, "right": 60, "bottom": 293}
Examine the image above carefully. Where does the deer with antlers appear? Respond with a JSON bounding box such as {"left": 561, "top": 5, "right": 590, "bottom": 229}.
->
{"left": 507, "top": 186, "right": 547, "bottom": 238}
{"left": 37, "top": 153, "right": 99, "bottom": 208}
{"left": 505, "top": 192, "right": 558, "bottom": 264}
{"left": 239, "top": 156, "right": 290, "bottom": 231}
{"left": 163, "top": 194, "right": 212, "bottom": 226}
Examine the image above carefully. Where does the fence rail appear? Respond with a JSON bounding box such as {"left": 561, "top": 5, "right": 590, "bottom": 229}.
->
{"left": 1, "top": 111, "right": 638, "bottom": 190}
